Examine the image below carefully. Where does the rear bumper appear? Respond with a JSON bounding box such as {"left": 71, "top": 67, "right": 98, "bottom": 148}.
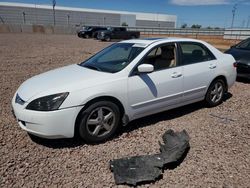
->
{"left": 237, "top": 63, "right": 250, "bottom": 78}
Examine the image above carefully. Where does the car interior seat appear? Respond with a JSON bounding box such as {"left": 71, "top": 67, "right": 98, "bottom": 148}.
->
{"left": 154, "top": 46, "right": 176, "bottom": 70}
{"left": 192, "top": 49, "right": 204, "bottom": 63}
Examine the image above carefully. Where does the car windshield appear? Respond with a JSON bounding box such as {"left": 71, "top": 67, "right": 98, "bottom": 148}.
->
{"left": 236, "top": 38, "right": 250, "bottom": 50}
{"left": 79, "top": 43, "right": 144, "bottom": 73}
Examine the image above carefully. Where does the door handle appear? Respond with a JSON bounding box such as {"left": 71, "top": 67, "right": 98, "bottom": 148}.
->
{"left": 171, "top": 72, "right": 182, "bottom": 78}
{"left": 209, "top": 64, "right": 217, "bottom": 69}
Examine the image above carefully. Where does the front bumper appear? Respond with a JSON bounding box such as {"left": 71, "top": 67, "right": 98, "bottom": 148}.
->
{"left": 12, "top": 98, "right": 82, "bottom": 139}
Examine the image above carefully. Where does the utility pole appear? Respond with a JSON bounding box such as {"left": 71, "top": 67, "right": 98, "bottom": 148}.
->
{"left": 103, "top": 17, "right": 106, "bottom": 26}
{"left": 52, "top": 0, "right": 56, "bottom": 26}
{"left": 231, "top": 3, "right": 237, "bottom": 28}
{"left": 247, "top": 16, "right": 250, "bottom": 28}
{"left": 242, "top": 19, "right": 245, "bottom": 28}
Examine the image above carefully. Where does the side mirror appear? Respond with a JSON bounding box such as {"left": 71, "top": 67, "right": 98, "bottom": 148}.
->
{"left": 137, "top": 64, "right": 154, "bottom": 73}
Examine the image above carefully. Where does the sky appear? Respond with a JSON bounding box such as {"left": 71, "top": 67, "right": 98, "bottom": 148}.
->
{"left": 1, "top": 0, "right": 250, "bottom": 28}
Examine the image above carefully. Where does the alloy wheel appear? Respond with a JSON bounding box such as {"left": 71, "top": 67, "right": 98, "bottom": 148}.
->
{"left": 86, "top": 107, "right": 115, "bottom": 137}
{"left": 210, "top": 82, "right": 224, "bottom": 103}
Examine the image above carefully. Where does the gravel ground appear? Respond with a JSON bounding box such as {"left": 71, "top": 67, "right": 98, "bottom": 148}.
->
{"left": 0, "top": 33, "right": 249, "bottom": 187}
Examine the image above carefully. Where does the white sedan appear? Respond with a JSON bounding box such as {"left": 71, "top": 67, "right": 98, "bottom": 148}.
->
{"left": 12, "top": 38, "right": 236, "bottom": 143}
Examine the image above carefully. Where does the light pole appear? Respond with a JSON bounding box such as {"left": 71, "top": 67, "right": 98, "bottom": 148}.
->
{"left": 22, "top": 12, "right": 26, "bottom": 24}
{"left": 231, "top": 3, "right": 237, "bottom": 28}
{"left": 247, "top": 16, "right": 250, "bottom": 28}
{"left": 67, "top": 14, "right": 70, "bottom": 26}
{"left": 52, "top": 0, "right": 56, "bottom": 26}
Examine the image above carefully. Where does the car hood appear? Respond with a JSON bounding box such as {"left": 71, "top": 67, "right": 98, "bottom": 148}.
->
{"left": 17, "top": 64, "right": 112, "bottom": 101}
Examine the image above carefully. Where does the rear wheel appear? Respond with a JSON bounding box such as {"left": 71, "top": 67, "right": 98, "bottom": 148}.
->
{"left": 205, "top": 79, "right": 226, "bottom": 107}
{"left": 78, "top": 101, "right": 120, "bottom": 143}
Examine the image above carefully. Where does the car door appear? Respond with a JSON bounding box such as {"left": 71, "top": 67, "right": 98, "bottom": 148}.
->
{"left": 128, "top": 43, "right": 183, "bottom": 119}
{"left": 112, "top": 28, "right": 121, "bottom": 39}
{"left": 178, "top": 42, "right": 217, "bottom": 102}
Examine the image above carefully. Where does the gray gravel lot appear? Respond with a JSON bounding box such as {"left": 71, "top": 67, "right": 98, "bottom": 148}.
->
{"left": 0, "top": 34, "right": 249, "bottom": 187}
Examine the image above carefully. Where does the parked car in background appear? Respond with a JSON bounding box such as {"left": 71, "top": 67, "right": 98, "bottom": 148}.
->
{"left": 97, "top": 27, "right": 140, "bottom": 41}
{"left": 225, "top": 37, "right": 250, "bottom": 79}
{"left": 12, "top": 38, "right": 236, "bottom": 143}
{"left": 77, "top": 26, "right": 107, "bottom": 38}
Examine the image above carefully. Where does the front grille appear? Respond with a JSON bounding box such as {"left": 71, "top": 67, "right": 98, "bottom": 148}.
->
{"left": 15, "top": 94, "right": 25, "bottom": 105}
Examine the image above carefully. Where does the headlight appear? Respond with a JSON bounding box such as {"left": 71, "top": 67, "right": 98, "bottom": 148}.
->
{"left": 26, "top": 92, "right": 69, "bottom": 111}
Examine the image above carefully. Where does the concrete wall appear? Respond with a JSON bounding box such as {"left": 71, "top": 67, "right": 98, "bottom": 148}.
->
{"left": 0, "top": 24, "right": 78, "bottom": 34}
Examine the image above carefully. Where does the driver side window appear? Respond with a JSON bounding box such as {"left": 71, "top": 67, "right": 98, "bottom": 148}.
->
{"left": 142, "top": 43, "right": 177, "bottom": 71}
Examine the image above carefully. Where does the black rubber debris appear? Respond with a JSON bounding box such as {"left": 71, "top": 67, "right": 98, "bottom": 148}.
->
{"left": 109, "top": 129, "right": 190, "bottom": 186}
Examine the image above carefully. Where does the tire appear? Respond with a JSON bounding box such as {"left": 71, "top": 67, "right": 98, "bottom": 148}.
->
{"left": 78, "top": 101, "right": 120, "bottom": 143}
{"left": 77, "top": 33, "right": 82, "bottom": 38}
{"left": 105, "top": 36, "right": 111, "bottom": 42}
{"left": 131, "top": 35, "right": 136, "bottom": 39}
{"left": 84, "top": 34, "right": 90, "bottom": 39}
{"left": 205, "top": 79, "right": 226, "bottom": 107}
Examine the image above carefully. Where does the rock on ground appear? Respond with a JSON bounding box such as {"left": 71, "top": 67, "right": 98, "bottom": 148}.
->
{"left": 0, "top": 34, "right": 249, "bottom": 187}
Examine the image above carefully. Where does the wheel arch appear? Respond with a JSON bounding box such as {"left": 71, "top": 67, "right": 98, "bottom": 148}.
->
{"left": 208, "top": 75, "right": 228, "bottom": 93}
{"left": 74, "top": 96, "right": 125, "bottom": 137}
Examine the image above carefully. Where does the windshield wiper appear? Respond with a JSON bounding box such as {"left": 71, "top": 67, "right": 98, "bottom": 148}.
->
{"left": 84, "top": 64, "right": 102, "bottom": 71}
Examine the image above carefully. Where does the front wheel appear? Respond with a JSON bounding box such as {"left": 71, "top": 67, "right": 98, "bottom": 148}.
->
{"left": 105, "top": 36, "right": 111, "bottom": 42}
{"left": 205, "top": 79, "right": 226, "bottom": 107}
{"left": 84, "top": 34, "right": 90, "bottom": 39}
{"left": 78, "top": 101, "right": 120, "bottom": 143}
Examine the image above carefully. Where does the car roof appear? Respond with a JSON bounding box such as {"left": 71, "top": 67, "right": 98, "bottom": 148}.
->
{"left": 119, "top": 37, "right": 204, "bottom": 47}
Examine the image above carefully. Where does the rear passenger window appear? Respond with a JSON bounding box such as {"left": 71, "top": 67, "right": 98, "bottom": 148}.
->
{"left": 179, "top": 42, "right": 215, "bottom": 65}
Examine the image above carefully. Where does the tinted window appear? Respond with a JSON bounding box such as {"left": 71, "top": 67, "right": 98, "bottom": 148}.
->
{"left": 141, "top": 44, "right": 177, "bottom": 71}
{"left": 236, "top": 39, "right": 250, "bottom": 50}
{"left": 179, "top": 42, "right": 215, "bottom": 65}
{"left": 79, "top": 43, "right": 144, "bottom": 73}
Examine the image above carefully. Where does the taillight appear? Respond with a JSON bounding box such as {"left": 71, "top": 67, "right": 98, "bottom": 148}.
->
{"left": 233, "top": 62, "right": 237, "bottom": 68}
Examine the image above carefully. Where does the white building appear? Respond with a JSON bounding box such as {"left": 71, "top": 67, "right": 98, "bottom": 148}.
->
{"left": 0, "top": 2, "right": 177, "bottom": 28}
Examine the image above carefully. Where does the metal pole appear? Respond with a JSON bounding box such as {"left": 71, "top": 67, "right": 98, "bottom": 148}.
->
{"left": 22, "top": 12, "right": 26, "bottom": 24}
{"left": 52, "top": 0, "right": 56, "bottom": 26}
{"left": 231, "top": 4, "right": 237, "bottom": 28}
{"left": 247, "top": 16, "right": 250, "bottom": 28}
{"left": 67, "top": 14, "right": 70, "bottom": 26}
